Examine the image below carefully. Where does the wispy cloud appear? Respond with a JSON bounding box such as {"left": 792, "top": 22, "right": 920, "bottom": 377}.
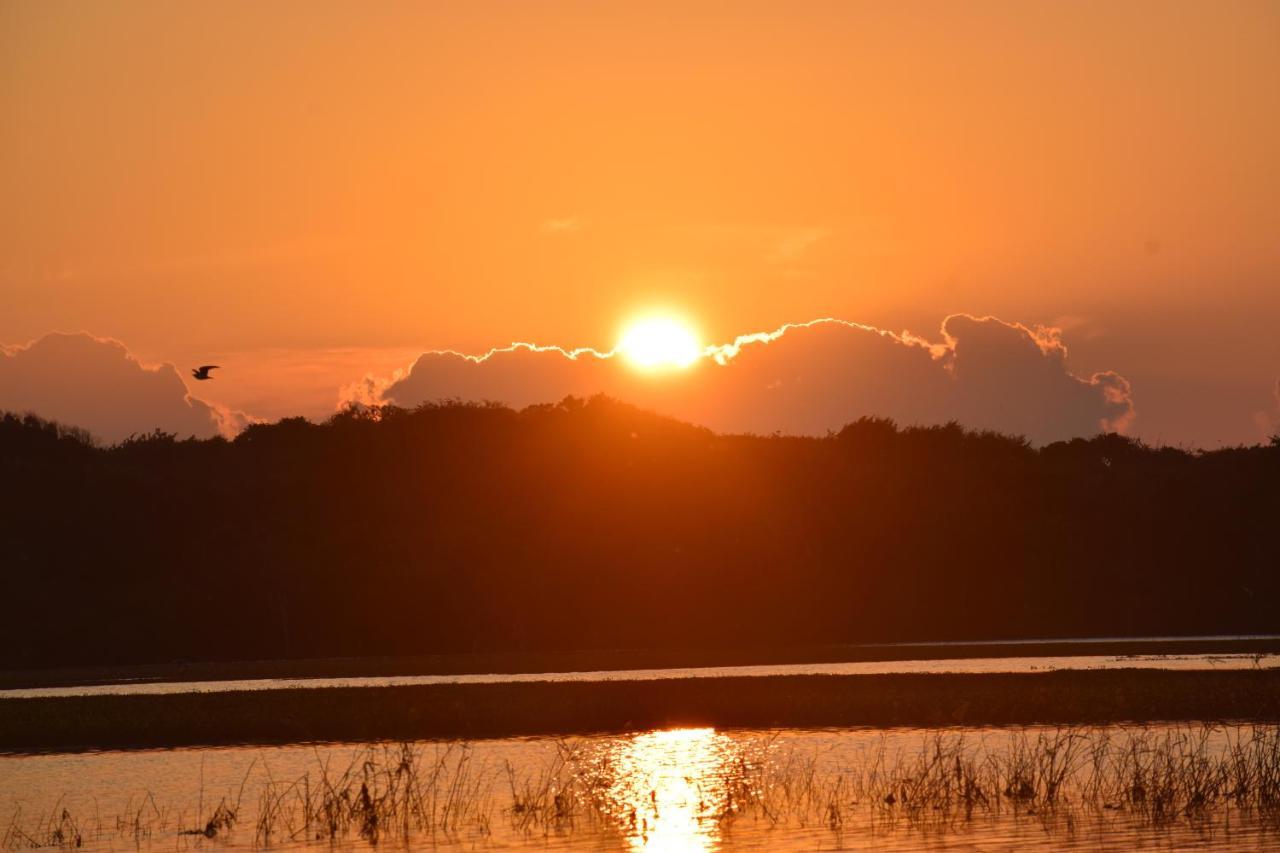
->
{"left": 542, "top": 216, "right": 586, "bottom": 235}
{"left": 767, "top": 227, "right": 829, "bottom": 263}
{"left": 1253, "top": 379, "right": 1280, "bottom": 440}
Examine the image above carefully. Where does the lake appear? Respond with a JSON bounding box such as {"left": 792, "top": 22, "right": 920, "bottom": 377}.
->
{"left": 6, "top": 640, "right": 1280, "bottom": 848}
{"left": 4, "top": 723, "right": 1279, "bottom": 850}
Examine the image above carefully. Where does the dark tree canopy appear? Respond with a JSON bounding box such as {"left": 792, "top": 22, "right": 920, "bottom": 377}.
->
{"left": 1, "top": 399, "right": 1277, "bottom": 669}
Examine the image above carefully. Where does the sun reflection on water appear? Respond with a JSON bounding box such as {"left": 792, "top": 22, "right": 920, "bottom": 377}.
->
{"left": 594, "top": 727, "right": 741, "bottom": 852}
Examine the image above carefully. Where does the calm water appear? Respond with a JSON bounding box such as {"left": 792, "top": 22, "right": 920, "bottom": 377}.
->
{"left": 5, "top": 651, "right": 1277, "bottom": 700}
{"left": 4, "top": 724, "right": 1279, "bottom": 851}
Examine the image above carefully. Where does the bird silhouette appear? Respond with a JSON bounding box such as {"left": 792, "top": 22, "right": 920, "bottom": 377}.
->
{"left": 191, "top": 365, "right": 220, "bottom": 381}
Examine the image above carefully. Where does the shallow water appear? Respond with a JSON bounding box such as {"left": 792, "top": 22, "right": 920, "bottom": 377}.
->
{"left": 4, "top": 724, "right": 1279, "bottom": 851}
{"left": 5, "top": 651, "right": 1277, "bottom": 700}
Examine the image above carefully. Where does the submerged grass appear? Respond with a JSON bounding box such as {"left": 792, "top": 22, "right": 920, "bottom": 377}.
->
{"left": 5, "top": 724, "right": 1280, "bottom": 849}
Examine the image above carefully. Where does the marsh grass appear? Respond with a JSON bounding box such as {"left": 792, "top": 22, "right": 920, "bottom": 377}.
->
{"left": 712, "top": 725, "right": 1280, "bottom": 846}
{"left": 2, "top": 802, "right": 82, "bottom": 849}
{"left": 248, "top": 743, "right": 494, "bottom": 846}
{"left": 4, "top": 725, "right": 1280, "bottom": 849}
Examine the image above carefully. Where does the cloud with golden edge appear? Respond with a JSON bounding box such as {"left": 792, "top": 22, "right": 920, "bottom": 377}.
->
{"left": 355, "top": 314, "right": 1135, "bottom": 445}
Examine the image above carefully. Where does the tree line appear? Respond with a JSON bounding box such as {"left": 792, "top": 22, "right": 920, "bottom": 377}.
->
{"left": 2, "top": 397, "right": 1277, "bottom": 668}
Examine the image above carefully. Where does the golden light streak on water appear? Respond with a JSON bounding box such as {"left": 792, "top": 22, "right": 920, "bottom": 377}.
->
{"left": 600, "top": 728, "right": 738, "bottom": 852}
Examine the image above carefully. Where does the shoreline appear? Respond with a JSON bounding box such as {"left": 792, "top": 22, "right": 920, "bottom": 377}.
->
{"left": 3, "top": 668, "right": 1279, "bottom": 754}
{"left": 4, "top": 634, "right": 1279, "bottom": 692}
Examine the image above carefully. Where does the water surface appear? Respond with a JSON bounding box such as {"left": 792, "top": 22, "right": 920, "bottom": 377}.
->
{"left": 6, "top": 651, "right": 1277, "bottom": 700}
{"left": 4, "top": 724, "right": 1278, "bottom": 850}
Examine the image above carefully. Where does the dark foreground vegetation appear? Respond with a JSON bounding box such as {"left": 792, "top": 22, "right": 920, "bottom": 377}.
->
{"left": 3, "top": 669, "right": 1279, "bottom": 751}
{"left": 2, "top": 398, "right": 1278, "bottom": 669}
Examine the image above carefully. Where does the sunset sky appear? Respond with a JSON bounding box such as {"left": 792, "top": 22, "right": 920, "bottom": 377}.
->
{"left": 2, "top": 1, "right": 1278, "bottom": 446}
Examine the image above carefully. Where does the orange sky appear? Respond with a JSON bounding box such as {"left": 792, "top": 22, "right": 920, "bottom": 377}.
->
{"left": 2, "top": 1, "right": 1278, "bottom": 445}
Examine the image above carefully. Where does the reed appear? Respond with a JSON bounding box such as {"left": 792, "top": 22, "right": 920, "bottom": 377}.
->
{"left": 706, "top": 724, "right": 1280, "bottom": 838}
{"left": 4, "top": 724, "right": 1280, "bottom": 849}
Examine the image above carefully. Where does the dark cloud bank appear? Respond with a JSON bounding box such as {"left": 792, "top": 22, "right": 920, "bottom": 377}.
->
{"left": 0, "top": 332, "right": 247, "bottom": 443}
{"left": 366, "top": 315, "right": 1134, "bottom": 445}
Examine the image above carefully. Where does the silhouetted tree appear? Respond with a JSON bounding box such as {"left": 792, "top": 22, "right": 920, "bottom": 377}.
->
{"left": 1, "top": 400, "right": 1276, "bottom": 669}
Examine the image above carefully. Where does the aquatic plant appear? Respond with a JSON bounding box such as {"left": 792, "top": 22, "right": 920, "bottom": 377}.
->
{"left": 5, "top": 724, "right": 1280, "bottom": 849}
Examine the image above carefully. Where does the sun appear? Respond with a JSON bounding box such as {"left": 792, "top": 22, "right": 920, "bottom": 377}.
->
{"left": 617, "top": 316, "right": 704, "bottom": 371}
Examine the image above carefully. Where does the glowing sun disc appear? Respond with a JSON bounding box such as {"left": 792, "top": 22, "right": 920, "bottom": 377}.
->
{"left": 618, "top": 317, "right": 703, "bottom": 370}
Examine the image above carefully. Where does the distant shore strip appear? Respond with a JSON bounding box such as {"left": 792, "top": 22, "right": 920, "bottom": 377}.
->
{"left": 3, "top": 668, "right": 1280, "bottom": 753}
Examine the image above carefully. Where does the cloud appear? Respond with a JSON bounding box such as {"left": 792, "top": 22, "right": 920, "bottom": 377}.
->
{"left": 338, "top": 365, "right": 411, "bottom": 410}
{"left": 0, "top": 332, "right": 252, "bottom": 442}
{"left": 767, "top": 227, "right": 829, "bottom": 263}
{"left": 1253, "top": 379, "right": 1280, "bottom": 440}
{"left": 542, "top": 216, "right": 585, "bottom": 234}
{"left": 363, "top": 314, "right": 1134, "bottom": 444}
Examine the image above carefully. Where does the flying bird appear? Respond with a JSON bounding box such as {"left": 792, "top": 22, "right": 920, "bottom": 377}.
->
{"left": 191, "top": 365, "right": 220, "bottom": 381}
